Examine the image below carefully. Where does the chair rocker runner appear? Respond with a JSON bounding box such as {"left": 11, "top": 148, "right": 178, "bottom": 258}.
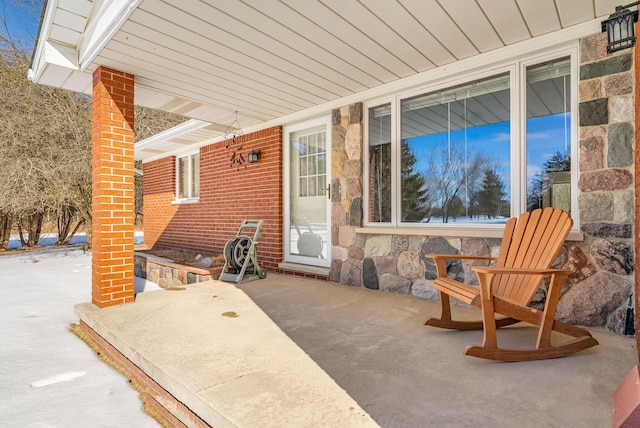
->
{"left": 424, "top": 207, "right": 598, "bottom": 362}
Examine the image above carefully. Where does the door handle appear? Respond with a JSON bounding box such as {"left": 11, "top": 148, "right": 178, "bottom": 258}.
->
{"left": 327, "top": 183, "right": 331, "bottom": 200}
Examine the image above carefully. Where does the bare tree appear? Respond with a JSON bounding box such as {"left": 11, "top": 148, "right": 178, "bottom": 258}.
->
{"left": 0, "top": 0, "right": 185, "bottom": 249}
{"left": 422, "top": 142, "right": 490, "bottom": 222}
{"left": 0, "top": 44, "right": 92, "bottom": 246}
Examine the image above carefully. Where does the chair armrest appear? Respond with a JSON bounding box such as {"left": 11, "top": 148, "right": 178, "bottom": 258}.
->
{"left": 425, "top": 254, "right": 496, "bottom": 261}
{"left": 471, "top": 266, "right": 570, "bottom": 276}
{"left": 426, "top": 254, "right": 496, "bottom": 278}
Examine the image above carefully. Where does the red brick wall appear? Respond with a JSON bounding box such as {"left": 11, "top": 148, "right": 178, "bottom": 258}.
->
{"left": 92, "top": 66, "right": 136, "bottom": 308}
{"left": 634, "top": 26, "right": 640, "bottom": 360}
{"left": 142, "top": 156, "right": 178, "bottom": 248}
{"left": 143, "top": 127, "right": 285, "bottom": 272}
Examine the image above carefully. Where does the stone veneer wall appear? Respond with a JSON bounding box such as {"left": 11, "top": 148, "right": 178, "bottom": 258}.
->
{"left": 329, "top": 32, "right": 635, "bottom": 336}
{"left": 573, "top": 32, "right": 635, "bottom": 334}
{"left": 133, "top": 253, "right": 219, "bottom": 288}
{"left": 330, "top": 104, "right": 365, "bottom": 285}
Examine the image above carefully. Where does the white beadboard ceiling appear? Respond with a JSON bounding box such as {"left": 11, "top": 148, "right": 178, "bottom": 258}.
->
{"left": 30, "top": 0, "right": 614, "bottom": 160}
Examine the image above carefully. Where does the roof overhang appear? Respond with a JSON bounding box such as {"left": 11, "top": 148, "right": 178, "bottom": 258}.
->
{"left": 135, "top": 119, "right": 232, "bottom": 161}
{"left": 29, "top": 1, "right": 614, "bottom": 161}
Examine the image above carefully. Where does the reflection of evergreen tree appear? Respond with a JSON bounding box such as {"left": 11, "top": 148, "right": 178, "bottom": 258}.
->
{"left": 401, "top": 140, "right": 430, "bottom": 222}
{"left": 370, "top": 143, "right": 391, "bottom": 222}
{"left": 544, "top": 151, "right": 571, "bottom": 172}
{"left": 527, "top": 151, "right": 570, "bottom": 211}
{"left": 477, "top": 169, "right": 508, "bottom": 218}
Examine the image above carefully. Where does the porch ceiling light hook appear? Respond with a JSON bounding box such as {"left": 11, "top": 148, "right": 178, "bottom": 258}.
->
{"left": 601, "top": 2, "right": 640, "bottom": 53}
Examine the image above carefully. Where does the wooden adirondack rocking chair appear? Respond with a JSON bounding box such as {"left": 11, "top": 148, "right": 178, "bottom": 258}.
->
{"left": 424, "top": 207, "right": 598, "bottom": 361}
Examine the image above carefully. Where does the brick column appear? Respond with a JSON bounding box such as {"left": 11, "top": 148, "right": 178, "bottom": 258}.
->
{"left": 635, "top": 30, "right": 640, "bottom": 361}
{"left": 91, "top": 66, "right": 135, "bottom": 308}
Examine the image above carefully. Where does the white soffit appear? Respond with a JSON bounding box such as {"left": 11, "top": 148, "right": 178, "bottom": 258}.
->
{"left": 31, "top": 0, "right": 615, "bottom": 156}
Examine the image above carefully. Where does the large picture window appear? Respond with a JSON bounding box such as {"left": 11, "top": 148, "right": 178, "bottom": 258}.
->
{"left": 177, "top": 152, "right": 200, "bottom": 200}
{"left": 365, "top": 52, "right": 575, "bottom": 228}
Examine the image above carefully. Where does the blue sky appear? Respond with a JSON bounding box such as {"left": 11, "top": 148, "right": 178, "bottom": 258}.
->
{"left": 1, "top": 0, "right": 42, "bottom": 50}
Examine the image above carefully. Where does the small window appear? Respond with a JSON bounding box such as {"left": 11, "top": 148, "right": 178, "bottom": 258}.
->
{"left": 177, "top": 153, "right": 200, "bottom": 200}
{"left": 525, "top": 58, "right": 572, "bottom": 213}
{"left": 367, "top": 103, "right": 392, "bottom": 223}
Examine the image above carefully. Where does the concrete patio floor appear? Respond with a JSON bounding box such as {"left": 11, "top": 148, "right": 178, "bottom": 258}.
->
{"left": 75, "top": 274, "right": 637, "bottom": 427}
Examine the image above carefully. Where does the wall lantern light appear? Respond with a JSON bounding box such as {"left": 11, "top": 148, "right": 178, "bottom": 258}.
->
{"left": 247, "top": 149, "right": 261, "bottom": 163}
{"left": 602, "top": 2, "right": 640, "bottom": 53}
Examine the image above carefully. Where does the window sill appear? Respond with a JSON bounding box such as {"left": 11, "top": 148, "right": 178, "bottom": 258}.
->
{"left": 355, "top": 226, "right": 584, "bottom": 241}
{"left": 171, "top": 198, "right": 200, "bottom": 205}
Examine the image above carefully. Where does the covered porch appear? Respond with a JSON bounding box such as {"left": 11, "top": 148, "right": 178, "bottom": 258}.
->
{"left": 28, "top": 1, "right": 640, "bottom": 425}
{"left": 75, "top": 274, "right": 636, "bottom": 427}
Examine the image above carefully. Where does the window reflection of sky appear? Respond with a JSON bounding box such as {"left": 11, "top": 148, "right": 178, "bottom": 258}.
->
{"left": 407, "top": 112, "right": 570, "bottom": 203}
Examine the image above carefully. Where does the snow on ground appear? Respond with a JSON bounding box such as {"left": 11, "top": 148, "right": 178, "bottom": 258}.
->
{"left": 0, "top": 239, "right": 161, "bottom": 427}
{"left": 7, "top": 231, "right": 145, "bottom": 249}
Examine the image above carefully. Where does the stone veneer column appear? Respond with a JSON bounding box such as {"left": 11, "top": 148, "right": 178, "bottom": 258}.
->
{"left": 566, "top": 33, "right": 635, "bottom": 335}
{"left": 330, "top": 103, "right": 364, "bottom": 286}
{"left": 91, "top": 66, "right": 135, "bottom": 308}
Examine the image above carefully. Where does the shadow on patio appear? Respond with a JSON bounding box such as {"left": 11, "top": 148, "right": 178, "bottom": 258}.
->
{"left": 75, "top": 274, "right": 637, "bottom": 427}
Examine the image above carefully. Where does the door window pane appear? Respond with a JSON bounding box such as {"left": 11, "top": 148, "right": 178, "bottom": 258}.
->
{"left": 295, "top": 127, "right": 325, "bottom": 199}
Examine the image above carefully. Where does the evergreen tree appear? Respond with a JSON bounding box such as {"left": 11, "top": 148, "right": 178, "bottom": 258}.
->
{"left": 544, "top": 151, "right": 571, "bottom": 172}
{"left": 527, "top": 151, "right": 570, "bottom": 211}
{"left": 400, "top": 140, "right": 431, "bottom": 222}
{"left": 477, "top": 168, "right": 507, "bottom": 218}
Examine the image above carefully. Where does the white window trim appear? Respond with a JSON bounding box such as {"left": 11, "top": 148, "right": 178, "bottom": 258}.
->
{"left": 174, "top": 151, "right": 200, "bottom": 203}
{"left": 363, "top": 44, "right": 579, "bottom": 232}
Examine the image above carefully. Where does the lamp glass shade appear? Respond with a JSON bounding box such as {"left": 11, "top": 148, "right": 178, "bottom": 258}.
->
{"left": 602, "top": 8, "right": 639, "bottom": 53}
{"left": 247, "top": 150, "right": 261, "bottom": 163}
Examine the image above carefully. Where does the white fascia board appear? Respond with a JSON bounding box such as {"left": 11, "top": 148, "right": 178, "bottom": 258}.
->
{"left": 135, "top": 119, "right": 214, "bottom": 152}
{"left": 28, "top": 40, "right": 79, "bottom": 87}
{"left": 29, "top": 0, "right": 73, "bottom": 84}
{"left": 78, "top": 0, "right": 143, "bottom": 72}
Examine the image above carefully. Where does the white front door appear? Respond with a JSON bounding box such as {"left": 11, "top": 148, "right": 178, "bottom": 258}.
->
{"left": 284, "top": 116, "right": 331, "bottom": 267}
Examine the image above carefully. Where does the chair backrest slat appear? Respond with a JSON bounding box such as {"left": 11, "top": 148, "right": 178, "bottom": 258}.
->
{"left": 495, "top": 216, "right": 517, "bottom": 267}
{"left": 492, "top": 208, "right": 572, "bottom": 305}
